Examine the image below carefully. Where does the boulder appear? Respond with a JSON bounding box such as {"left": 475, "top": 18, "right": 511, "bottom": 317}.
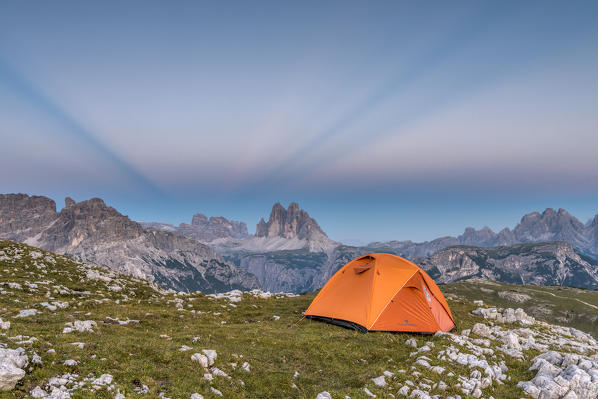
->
{"left": 0, "top": 348, "right": 28, "bottom": 391}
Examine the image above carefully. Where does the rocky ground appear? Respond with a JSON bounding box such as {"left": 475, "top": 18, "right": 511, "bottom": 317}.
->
{"left": 442, "top": 279, "right": 598, "bottom": 338}
{"left": 0, "top": 240, "right": 597, "bottom": 398}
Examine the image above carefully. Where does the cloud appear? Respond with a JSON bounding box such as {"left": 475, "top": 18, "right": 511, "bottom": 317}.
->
{"left": 0, "top": 58, "right": 164, "bottom": 197}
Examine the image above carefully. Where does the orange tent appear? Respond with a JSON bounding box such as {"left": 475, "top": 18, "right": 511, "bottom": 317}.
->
{"left": 304, "top": 253, "right": 455, "bottom": 333}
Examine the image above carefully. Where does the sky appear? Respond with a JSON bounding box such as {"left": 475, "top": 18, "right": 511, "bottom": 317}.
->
{"left": 1, "top": 1, "right": 597, "bottom": 244}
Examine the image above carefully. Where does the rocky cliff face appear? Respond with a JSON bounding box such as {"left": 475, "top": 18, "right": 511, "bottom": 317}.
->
{"left": 231, "top": 250, "right": 328, "bottom": 293}
{"left": 511, "top": 209, "right": 590, "bottom": 249}
{"left": 140, "top": 213, "right": 248, "bottom": 242}
{"left": 0, "top": 194, "right": 259, "bottom": 293}
{"left": 255, "top": 202, "right": 323, "bottom": 240}
{"left": 0, "top": 194, "right": 58, "bottom": 242}
{"left": 417, "top": 241, "right": 598, "bottom": 289}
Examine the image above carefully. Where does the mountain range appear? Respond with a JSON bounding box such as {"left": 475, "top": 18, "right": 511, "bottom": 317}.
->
{"left": 369, "top": 208, "right": 598, "bottom": 260}
{"left": 1, "top": 192, "right": 598, "bottom": 294}
{"left": 418, "top": 241, "right": 598, "bottom": 289}
{"left": 146, "top": 203, "right": 598, "bottom": 293}
{"left": 0, "top": 194, "right": 259, "bottom": 293}
{"left": 146, "top": 202, "right": 338, "bottom": 254}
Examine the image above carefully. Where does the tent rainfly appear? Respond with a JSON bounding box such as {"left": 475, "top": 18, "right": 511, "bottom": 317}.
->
{"left": 304, "top": 253, "right": 455, "bottom": 333}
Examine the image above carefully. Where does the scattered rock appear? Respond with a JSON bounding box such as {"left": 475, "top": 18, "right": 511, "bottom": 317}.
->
{"left": 202, "top": 349, "right": 217, "bottom": 366}
{"left": 91, "top": 374, "right": 113, "bottom": 386}
{"left": 62, "top": 320, "right": 97, "bottom": 334}
{"left": 372, "top": 375, "right": 386, "bottom": 387}
{"left": 241, "top": 362, "right": 250, "bottom": 372}
{"left": 498, "top": 291, "right": 532, "bottom": 303}
{"left": 14, "top": 309, "right": 39, "bottom": 318}
{"left": 191, "top": 353, "right": 209, "bottom": 368}
{"left": 0, "top": 318, "right": 10, "bottom": 330}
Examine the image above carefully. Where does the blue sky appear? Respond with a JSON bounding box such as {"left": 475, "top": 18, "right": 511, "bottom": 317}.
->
{"left": 1, "top": 1, "right": 597, "bottom": 243}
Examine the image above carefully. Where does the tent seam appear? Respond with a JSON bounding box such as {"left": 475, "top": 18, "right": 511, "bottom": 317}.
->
{"left": 366, "top": 259, "right": 378, "bottom": 328}
{"left": 420, "top": 273, "right": 456, "bottom": 324}
{"left": 368, "top": 269, "right": 418, "bottom": 330}
{"left": 418, "top": 272, "right": 446, "bottom": 331}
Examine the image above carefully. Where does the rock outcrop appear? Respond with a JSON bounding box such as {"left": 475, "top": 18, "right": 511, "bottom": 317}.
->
{"left": 0, "top": 194, "right": 259, "bottom": 293}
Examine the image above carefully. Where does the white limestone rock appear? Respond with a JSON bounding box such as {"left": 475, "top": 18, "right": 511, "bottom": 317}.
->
{"left": 62, "top": 320, "right": 97, "bottom": 333}
{"left": 201, "top": 349, "right": 217, "bottom": 366}
{"left": 91, "top": 374, "right": 113, "bottom": 386}
{"left": 211, "top": 367, "right": 229, "bottom": 378}
{"left": 14, "top": 309, "right": 39, "bottom": 318}
{"left": 372, "top": 375, "right": 386, "bottom": 387}
{"left": 0, "top": 318, "right": 10, "bottom": 330}
{"left": 30, "top": 386, "right": 47, "bottom": 398}
{"left": 191, "top": 353, "right": 209, "bottom": 368}
{"left": 501, "top": 332, "right": 521, "bottom": 351}
{"left": 0, "top": 348, "right": 28, "bottom": 391}
{"left": 471, "top": 323, "right": 492, "bottom": 338}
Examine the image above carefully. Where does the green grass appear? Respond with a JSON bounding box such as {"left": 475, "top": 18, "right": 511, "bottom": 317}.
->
{"left": 0, "top": 241, "right": 595, "bottom": 398}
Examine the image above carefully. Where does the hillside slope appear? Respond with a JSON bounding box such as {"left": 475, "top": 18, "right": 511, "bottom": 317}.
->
{"left": 0, "top": 241, "right": 597, "bottom": 398}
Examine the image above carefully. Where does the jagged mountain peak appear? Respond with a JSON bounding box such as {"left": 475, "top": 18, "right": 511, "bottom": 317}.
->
{"left": 457, "top": 225, "right": 497, "bottom": 247}
{"left": 191, "top": 213, "right": 208, "bottom": 225}
{"left": 64, "top": 196, "right": 76, "bottom": 207}
{"left": 519, "top": 207, "right": 582, "bottom": 225}
{"left": 256, "top": 202, "right": 328, "bottom": 241}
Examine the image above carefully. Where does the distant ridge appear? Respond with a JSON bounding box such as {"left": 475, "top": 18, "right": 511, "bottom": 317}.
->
{"left": 417, "top": 241, "right": 598, "bottom": 289}
{"left": 369, "top": 208, "right": 598, "bottom": 261}
{"left": 141, "top": 213, "right": 248, "bottom": 242}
